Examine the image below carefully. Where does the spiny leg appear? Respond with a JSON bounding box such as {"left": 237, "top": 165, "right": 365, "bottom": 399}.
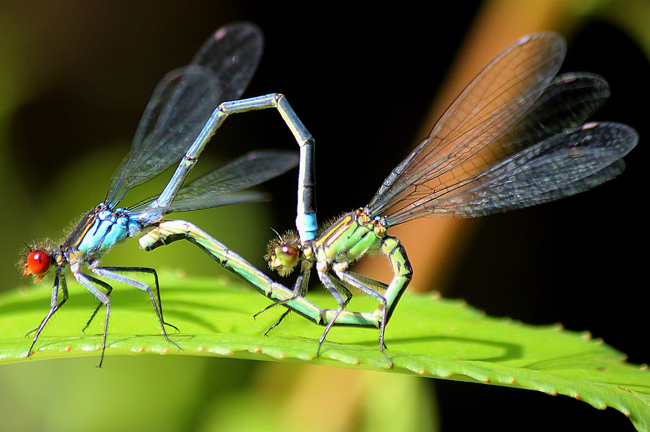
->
{"left": 338, "top": 236, "right": 413, "bottom": 351}
{"left": 263, "top": 309, "right": 291, "bottom": 336}
{"left": 73, "top": 272, "right": 113, "bottom": 367}
{"left": 330, "top": 237, "right": 412, "bottom": 367}
{"left": 26, "top": 269, "right": 68, "bottom": 357}
{"left": 344, "top": 271, "right": 389, "bottom": 292}
{"left": 254, "top": 266, "right": 310, "bottom": 320}
{"left": 95, "top": 266, "right": 178, "bottom": 331}
{"left": 314, "top": 271, "right": 352, "bottom": 357}
{"left": 335, "top": 270, "right": 392, "bottom": 365}
{"left": 92, "top": 266, "right": 182, "bottom": 351}
{"left": 82, "top": 282, "right": 112, "bottom": 333}
{"left": 258, "top": 267, "right": 317, "bottom": 335}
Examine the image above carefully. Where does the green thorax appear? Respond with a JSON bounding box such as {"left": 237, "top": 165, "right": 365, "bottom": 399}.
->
{"left": 312, "top": 209, "right": 387, "bottom": 266}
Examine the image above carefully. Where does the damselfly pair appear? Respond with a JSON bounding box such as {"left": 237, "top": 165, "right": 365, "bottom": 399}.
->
{"left": 22, "top": 24, "right": 637, "bottom": 367}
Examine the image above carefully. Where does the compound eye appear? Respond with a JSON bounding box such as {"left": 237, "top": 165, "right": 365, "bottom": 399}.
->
{"left": 24, "top": 250, "right": 51, "bottom": 276}
{"left": 265, "top": 237, "right": 302, "bottom": 277}
{"left": 275, "top": 243, "right": 300, "bottom": 268}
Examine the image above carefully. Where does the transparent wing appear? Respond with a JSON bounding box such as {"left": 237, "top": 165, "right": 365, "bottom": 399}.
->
{"left": 430, "top": 122, "right": 637, "bottom": 216}
{"left": 105, "top": 22, "right": 263, "bottom": 206}
{"left": 366, "top": 33, "right": 566, "bottom": 219}
{"left": 130, "top": 150, "right": 298, "bottom": 215}
{"left": 382, "top": 71, "right": 615, "bottom": 225}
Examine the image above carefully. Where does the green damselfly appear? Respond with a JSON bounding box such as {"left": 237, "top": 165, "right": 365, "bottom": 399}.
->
{"left": 263, "top": 32, "right": 638, "bottom": 365}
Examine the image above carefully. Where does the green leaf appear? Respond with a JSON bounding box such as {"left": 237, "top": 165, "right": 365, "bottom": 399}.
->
{"left": 1, "top": 272, "right": 648, "bottom": 430}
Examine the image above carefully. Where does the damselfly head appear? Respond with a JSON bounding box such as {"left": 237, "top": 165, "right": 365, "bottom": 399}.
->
{"left": 20, "top": 243, "right": 55, "bottom": 283}
{"left": 265, "top": 231, "right": 301, "bottom": 276}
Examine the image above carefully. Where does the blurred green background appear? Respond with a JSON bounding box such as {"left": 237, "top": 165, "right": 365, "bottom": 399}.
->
{"left": 0, "top": 1, "right": 647, "bottom": 431}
